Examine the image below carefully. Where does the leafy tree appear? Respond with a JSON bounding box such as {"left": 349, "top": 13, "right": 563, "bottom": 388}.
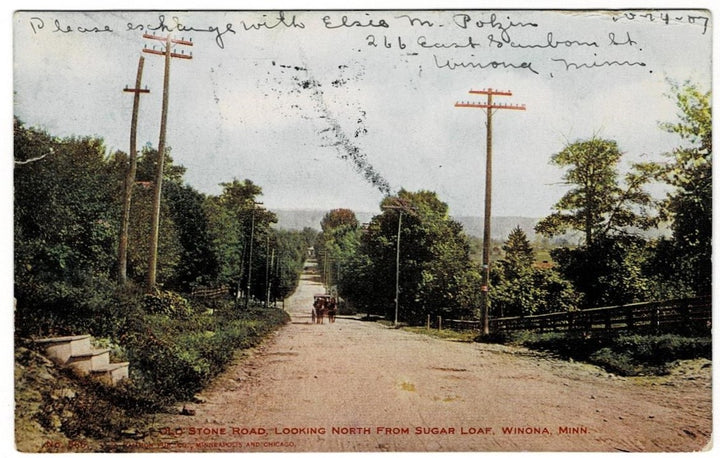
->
{"left": 535, "top": 137, "right": 656, "bottom": 245}
{"left": 315, "top": 208, "right": 361, "bottom": 288}
{"left": 135, "top": 144, "right": 186, "bottom": 184}
{"left": 654, "top": 81, "right": 712, "bottom": 295}
{"left": 208, "top": 179, "right": 277, "bottom": 302}
{"left": 357, "top": 189, "right": 478, "bottom": 324}
{"left": 14, "top": 120, "right": 121, "bottom": 334}
{"left": 14, "top": 122, "right": 117, "bottom": 282}
{"left": 321, "top": 208, "right": 359, "bottom": 233}
{"left": 203, "top": 196, "right": 244, "bottom": 288}
{"left": 272, "top": 229, "right": 312, "bottom": 302}
{"left": 551, "top": 235, "right": 651, "bottom": 308}
{"left": 118, "top": 146, "right": 187, "bottom": 286}
{"left": 125, "top": 183, "right": 183, "bottom": 286}
{"left": 163, "top": 182, "right": 219, "bottom": 290}
{"left": 535, "top": 136, "right": 661, "bottom": 308}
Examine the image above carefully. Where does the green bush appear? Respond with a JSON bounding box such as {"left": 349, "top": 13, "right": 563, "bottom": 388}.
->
{"left": 588, "top": 347, "right": 644, "bottom": 376}
{"left": 613, "top": 334, "right": 711, "bottom": 363}
{"left": 143, "top": 290, "right": 192, "bottom": 317}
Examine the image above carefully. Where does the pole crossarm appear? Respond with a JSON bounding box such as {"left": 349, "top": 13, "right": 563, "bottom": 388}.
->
{"left": 142, "top": 48, "right": 193, "bottom": 59}
{"left": 142, "top": 33, "right": 193, "bottom": 60}
{"left": 382, "top": 197, "right": 418, "bottom": 215}
{"left": 455, "top": 102, "right": 526, "bottom": 110}
{"left": 142, "top": 33, "right": 194, "bottom": 46}
{"left": 123, "top": 87, "right": 150, "bottom": 94}
{"left": 469, "top": 88, "right": 513, "bottom": 96}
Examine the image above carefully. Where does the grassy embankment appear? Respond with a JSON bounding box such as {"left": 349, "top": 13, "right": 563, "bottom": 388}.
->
{"left": 15, "top": 295, "right": 288, "bottom": 453}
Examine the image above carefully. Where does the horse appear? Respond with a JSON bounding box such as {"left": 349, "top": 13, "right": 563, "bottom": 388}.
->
{"left": 327, "top": 298, "right": 337, "bottom": 323}
{"left": 313, "top": 298, "right": 326, "bottom": 324}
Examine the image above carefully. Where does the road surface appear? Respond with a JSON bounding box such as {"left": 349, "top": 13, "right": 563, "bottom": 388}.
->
{"left": 139, "top": 260, "right": 712, "bottom": 452}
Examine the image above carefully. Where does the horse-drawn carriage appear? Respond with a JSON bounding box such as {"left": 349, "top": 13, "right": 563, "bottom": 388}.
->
{"left": 312, "top": 294, "right": 337, "bottom": 324}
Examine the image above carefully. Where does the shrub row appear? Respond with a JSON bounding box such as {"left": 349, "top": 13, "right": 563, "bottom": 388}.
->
{"left": 119, "top": 303, "right": 289, "bottom": 409}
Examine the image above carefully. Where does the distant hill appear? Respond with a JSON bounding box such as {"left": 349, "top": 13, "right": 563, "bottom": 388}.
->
{"left": 271, "top": 209, "right": 374, "bottom": 232}
{"left": 272, "top": 209, "right": 541, "bottom": 240}
{"left": 272, "top": 209, "right": 669, "bottom": 243}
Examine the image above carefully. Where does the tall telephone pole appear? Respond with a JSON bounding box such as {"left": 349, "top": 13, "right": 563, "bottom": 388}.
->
{"left": 143, "top": 33, "right": 192, "bottom": 292}
{"left": 266, "top": 242, "right": 275, "bottom": 307}
{"left": 455, "top": 88, "right": 526, "bottom": 335}
{"left": 118, "top": 56, "right": 150, "bottom": 286}
{"left": 246, "top": 202, "right": 264, "bottom": 307}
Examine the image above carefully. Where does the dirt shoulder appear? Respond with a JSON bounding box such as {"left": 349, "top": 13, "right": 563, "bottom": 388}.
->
{"left": 133, "top": 262, "right": 712, "bottom": 453}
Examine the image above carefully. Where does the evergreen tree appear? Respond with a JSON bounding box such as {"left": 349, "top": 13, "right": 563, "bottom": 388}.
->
{"left": 499, "top": 226, "right": 535, "bottom": 279}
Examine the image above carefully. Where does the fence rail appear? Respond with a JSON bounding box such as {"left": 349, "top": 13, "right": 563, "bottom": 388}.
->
{"left": 189, "top": 286, "right": 230, "bottom": 299}
{"left": 442, "top": 297, "right": 711, "bottom": 335}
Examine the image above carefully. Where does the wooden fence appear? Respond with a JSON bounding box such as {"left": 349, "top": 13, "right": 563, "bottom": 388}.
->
{"left": 442, "top": 296, "right": 711, "bottom": 335}
{"left": 189, "top": 286, "right": 230, "bottom": 299}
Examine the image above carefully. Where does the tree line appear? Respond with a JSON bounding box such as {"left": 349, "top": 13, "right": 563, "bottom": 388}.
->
{"left": 314, "top": 81, "right": 711, "bottom": 325}
{"left": 14, "top": 123, "right": 315, "bottom": 336}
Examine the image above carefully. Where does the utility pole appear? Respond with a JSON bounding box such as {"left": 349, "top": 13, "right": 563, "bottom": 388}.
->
{"left": 323, "top": 251, "right": 328, "bottom": 292}
{"left": 393, "top": 211, "right": 403, "bottom": 327}
{"left": 246, "top": 202, "right": 263, "bottom": 307}
{"left": 382, "top": 198, "right": 417, "bottom": 328}
{"left": 264, "top": 234, "right": 270, "bottom": 307}
{"left": 143, "top": 33, "right": 193, "bottom": 292}
{"left": 455, "top": 88, "right": 526, "bottom": 335}
{"left": 117, "top": 56, "right": 150, "bottom": 286}
{"left": 266, "top": 246, "right": 275, "bottom": 307}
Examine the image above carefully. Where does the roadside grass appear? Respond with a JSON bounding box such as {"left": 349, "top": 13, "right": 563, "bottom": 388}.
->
{"left": 479, "top": 331, "right": 711, "bottom": 376}
{"left": 402, "top": 326, "right": 478, "bottom": 343}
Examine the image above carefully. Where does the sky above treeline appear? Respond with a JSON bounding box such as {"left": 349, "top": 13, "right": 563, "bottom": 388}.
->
{"left": 12, "top": 9, "right": 712, "bottom": 217}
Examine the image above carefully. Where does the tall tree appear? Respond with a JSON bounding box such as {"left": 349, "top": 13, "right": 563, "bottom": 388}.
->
{"left": 656, "top": 81, "right": 712, "bottom": 295}
{"left": 211, "top": 179, "right": 277, "bottom": 301}
{"left": 316, "top": 208, "right": 361, "bottom": 288}
{"left": 358, "top": 189, "right": 477, "bottom": 324}
{"left": 535, "top": 137, "right": 656, "bottom": 246}
{"left": 163, "top": 182, "right": 219, "bottom": 291}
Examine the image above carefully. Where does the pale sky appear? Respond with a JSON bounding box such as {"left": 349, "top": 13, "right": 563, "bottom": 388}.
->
{"left": 12, "top": 8, "right": 713, "bottom": 217}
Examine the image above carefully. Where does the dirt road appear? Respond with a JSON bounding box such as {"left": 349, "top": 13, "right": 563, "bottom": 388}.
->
{"left": 141, "top": 260, "right": 712, "bottom": 452}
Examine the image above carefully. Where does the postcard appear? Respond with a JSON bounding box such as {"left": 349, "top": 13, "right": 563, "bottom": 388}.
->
{"left": 12, "top": 9, "right": 712, "bottom": 453}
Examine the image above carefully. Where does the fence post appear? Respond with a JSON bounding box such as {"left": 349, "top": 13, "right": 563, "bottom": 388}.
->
{"left": 652, "top": 302, "right": 659, "bottom": 334}
{"left": 437, "top": 316, "right": 442, "bottom": 331}
{"left": 427, "top": 315, "right": 431, "bottom": 330}
{"left": 626, "top": 307, "right": 634, "bottom": 331}
{"left": 681, "top": 298, "right": 690, "bottom": 334}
